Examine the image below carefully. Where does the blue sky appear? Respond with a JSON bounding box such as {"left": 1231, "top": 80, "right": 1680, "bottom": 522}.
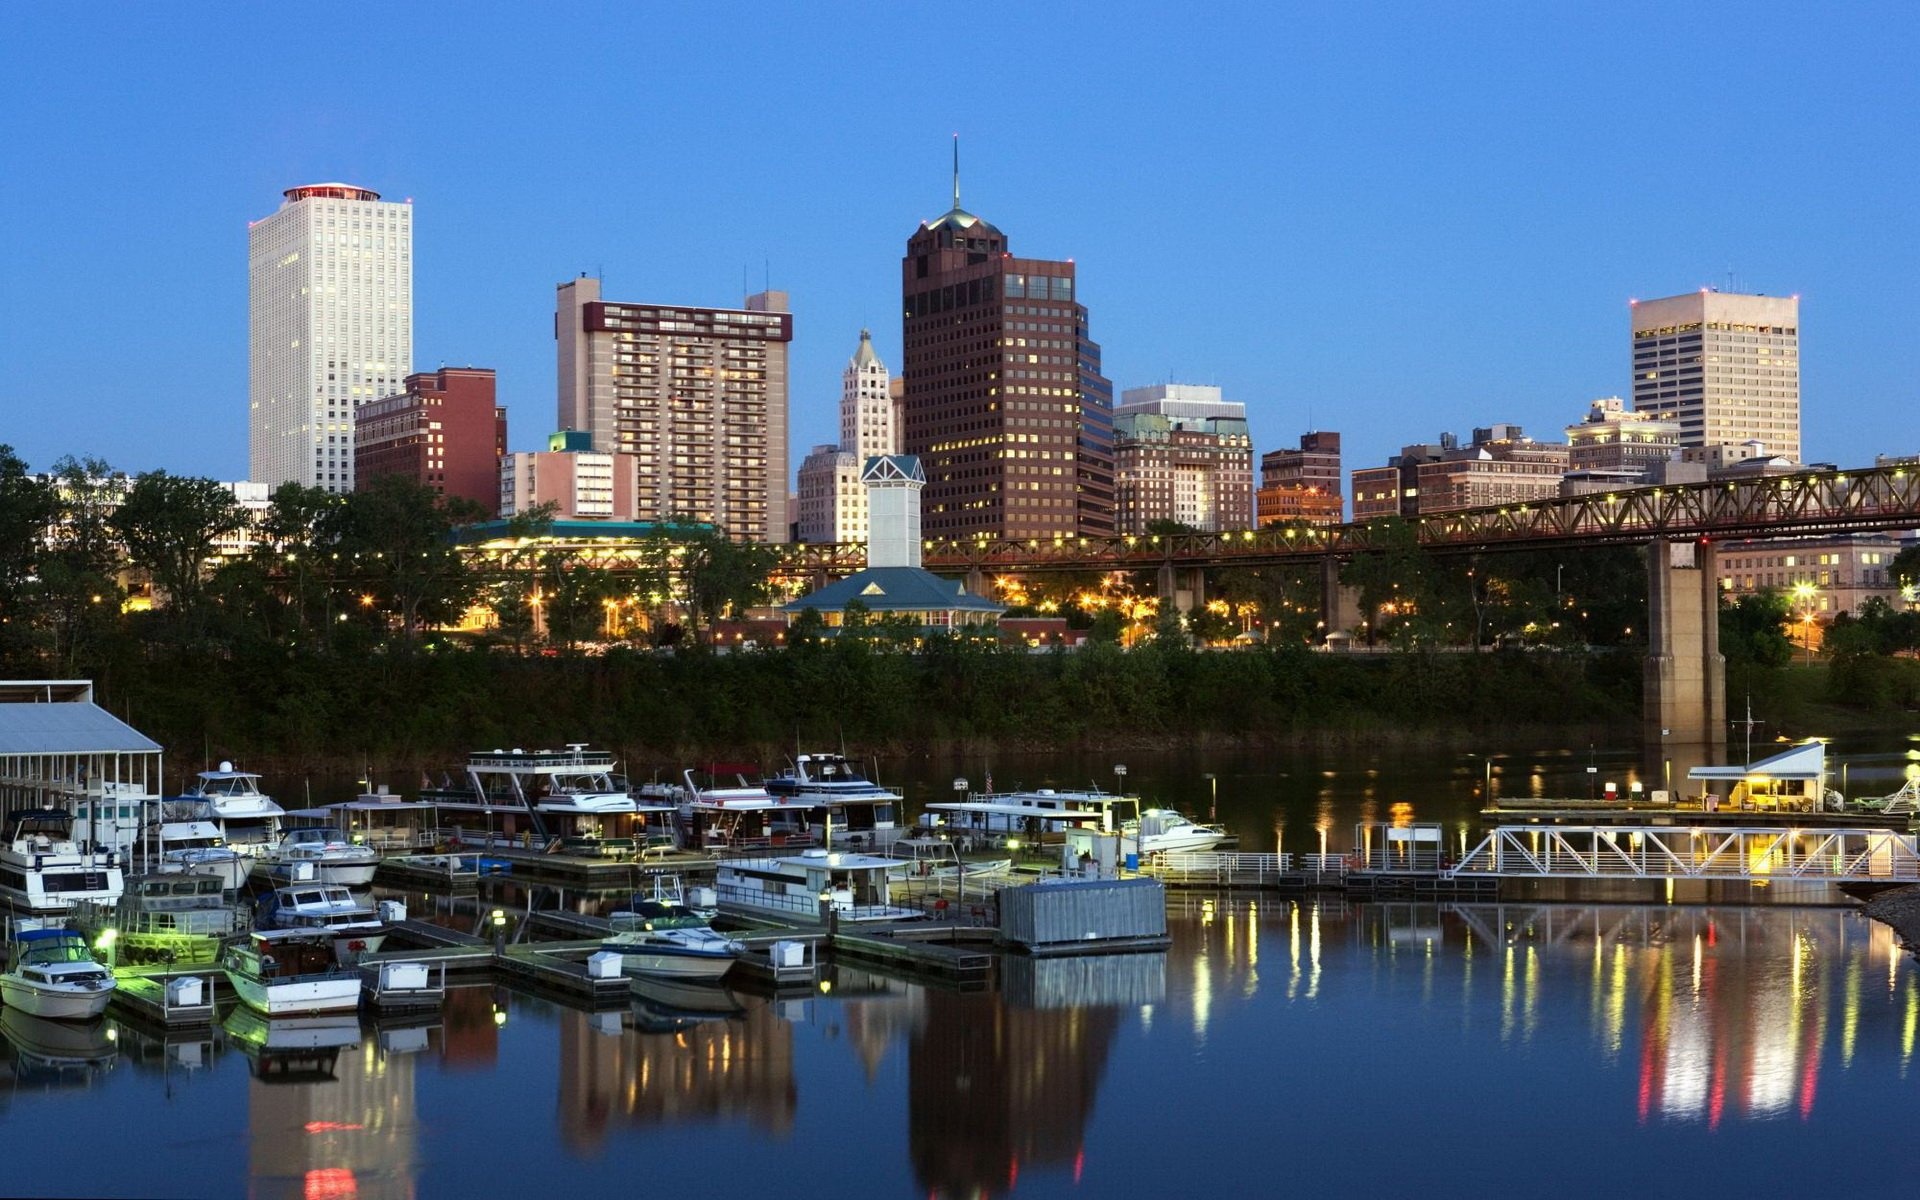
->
{"left": 2, "top": 3, "right": 1915, "bottom": 489}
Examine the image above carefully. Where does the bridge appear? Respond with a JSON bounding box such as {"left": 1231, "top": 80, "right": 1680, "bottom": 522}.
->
{"left": 1447, "top": 824, "right": 1920, "bottom": 885}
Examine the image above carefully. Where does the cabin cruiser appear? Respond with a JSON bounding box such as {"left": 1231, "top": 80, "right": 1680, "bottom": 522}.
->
{"left": 1130, "top": 809, "right": 1231, "bottom": 854}
{"left": 151, "top": 798, "right": 252, "bottom": 890}
{"left": 253, "top": 827, "right": 379, "bottom": 887}
{"left": 253, "top": 879, "right": 388, "bottom": 961}
{"left": 71, "top": 873, "right": 249, "bottom": 966}
{"left": 422, "top": 745, "right": 674, "bottom": 850}
{"left": 223, "top": 929, "right": 362, "bottom": 1017}
{"left": 180, "top": 764, "right": 285, "bottom": 855}
{"left": 765, "top": 753, "right": 904, "bottom": 849}
{"left": 0, "top": 926, "right": 117, "bottom": 1020}
{"left": 0, "top": 809, "right": 124, "bottom": 912}
{"left": 715, "top": 849, "right": 921, "bottom": 924}
{"left": 886, "top": 836, "right": 1013, "bottom": 879}
{"left": 601, "top": 899, "right": 746, "bottom": 981}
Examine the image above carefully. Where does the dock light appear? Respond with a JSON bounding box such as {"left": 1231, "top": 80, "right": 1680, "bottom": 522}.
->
{"left": 490, "top": 909, "right": 506, "bottom": 928}
{"left": 94, "top": 928, "right": 117, "bottom": 953}
{"left": 1006, "top": 837, "right": 1022, "bottom": 853}
{"left": 492, "top": 1007, "right": 507, "bottom": 1028}
{"left": 819, "top": 979, "right": 834, "bottom": 995}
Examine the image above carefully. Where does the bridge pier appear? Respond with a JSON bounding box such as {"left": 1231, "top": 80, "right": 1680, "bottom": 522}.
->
{"left": 965, "top": 567, "right": 986, "bottom": 598}
{"left": 1156, "top": 564, "right": 1206, "bottom": 614}
{"left": 1644, "top": 540, "right": 1725, "bottom": 780}
{"left": 1319, "top": 556, "right": 1360, "bottom": 639}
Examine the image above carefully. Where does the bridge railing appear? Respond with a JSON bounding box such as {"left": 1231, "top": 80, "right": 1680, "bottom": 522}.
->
{"left": 1448, "top": 825, "right": 1920, "bottom": 883}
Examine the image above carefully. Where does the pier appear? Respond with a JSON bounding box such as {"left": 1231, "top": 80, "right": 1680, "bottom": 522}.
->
{"left": 1449, "top": 824, "right": 1920, "bottom": 883}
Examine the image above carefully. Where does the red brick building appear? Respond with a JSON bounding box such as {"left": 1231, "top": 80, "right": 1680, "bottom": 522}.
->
{"left": 1257, "top": 431, "right": 1343, "bottom": 526}
{"left": 354, "top": 368, "right": 506, "bottom": 516}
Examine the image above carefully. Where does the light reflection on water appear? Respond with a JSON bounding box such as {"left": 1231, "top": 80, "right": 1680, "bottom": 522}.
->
{"left": 2, "top": 897, "right": 1915, "bottom": 1197}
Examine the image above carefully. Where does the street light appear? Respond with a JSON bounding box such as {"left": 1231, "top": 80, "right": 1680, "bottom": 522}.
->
{"left": 1792, "top": 582, "right": 1818, "bottom": 664}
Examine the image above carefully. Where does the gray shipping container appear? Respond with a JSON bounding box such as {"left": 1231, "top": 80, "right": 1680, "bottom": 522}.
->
{"left": 998, "top": 878, "right": 1167, "bottom": 951}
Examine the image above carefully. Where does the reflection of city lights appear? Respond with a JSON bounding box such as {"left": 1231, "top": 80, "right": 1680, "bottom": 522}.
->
{"left": 303, "top": 1169, "right": 358, "bottom": 1200}
{"left": 303, "top": 1122, "right": 366, "bottom": 1133}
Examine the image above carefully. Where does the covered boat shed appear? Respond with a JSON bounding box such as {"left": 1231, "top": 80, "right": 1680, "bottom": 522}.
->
{"left": 1687, "top": 741, "right": 1830, "bottom": 812}
{"left": 0, "top": 680, "right": 164, "bottom": 810}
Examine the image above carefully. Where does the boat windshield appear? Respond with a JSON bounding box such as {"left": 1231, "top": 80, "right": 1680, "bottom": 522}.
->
{"left": 18, "top": 937, "right": 92, "bottom": 965}
{"left": 287, "top": 827, "right": 347, "bottom": 845}
{"left": 199, "top": 775, "right": 261, "bottom": 797}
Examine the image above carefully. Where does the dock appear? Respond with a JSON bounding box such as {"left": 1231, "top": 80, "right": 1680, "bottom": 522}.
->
{"left": 109, "top": 968, "right": 218, "bottom": 1029}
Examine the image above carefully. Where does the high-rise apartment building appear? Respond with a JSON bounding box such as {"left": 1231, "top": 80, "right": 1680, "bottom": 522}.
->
{"left": 900, "top": 162, "right": 1113, "bottom": 540}
{"left": 1256, "top": 431, "right": 1343, "bottom": 527}
{"left": 249, "top": 184, "right": 413, "bottom": 493}
{"left": 555, "top": 276, "right": 790, "bottom": 542}
{"left": 499, "top": 430, "right": 640, "bottom": 522}
{"left": 1111, "top": 385, "right": 1252, "bottom": 533}
{"left": 354, "top": 368, "right": 506, "bottom": 516}
{"left": 1630, "top": 290, "right": 1800, "bottom": 462}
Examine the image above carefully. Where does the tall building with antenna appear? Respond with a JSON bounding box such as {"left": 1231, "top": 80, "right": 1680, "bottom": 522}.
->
{"left": 900, "top": 140, "right": 1114, "bottom": 540}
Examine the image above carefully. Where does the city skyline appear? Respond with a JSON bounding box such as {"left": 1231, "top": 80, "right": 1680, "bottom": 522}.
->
{"left": 3, "top": 5, "right": 1916, "bottom": 504}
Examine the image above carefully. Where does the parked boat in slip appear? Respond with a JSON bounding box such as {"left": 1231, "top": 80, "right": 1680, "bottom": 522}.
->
{"left": 253, "top": 827, "right": 379, "bottom": 887}
{"left": 252, "top": 879, "right": 389, "bottom": 961}
{"left": 886, "top": 836, "right": 1013, "bottom": 880}
{"left": 0, "top": 925, "right": 117, "bottom": 1021}
{"left": 601, "top": 898, "right": 746, "bottom": 981}
{"left": 716, "top": 848, "right": 922, "bottom": 924}
{"left": 180, "top": 764, "right": 286, "bottom": 857}
{"left": 0, "top": 808, "right": 125, "bottom": 913}
{"left": 71, "top": 872, "right": 249, "bottom": 966}
{"left": 223, "top": 929, "right": 363, "bottom": 1017}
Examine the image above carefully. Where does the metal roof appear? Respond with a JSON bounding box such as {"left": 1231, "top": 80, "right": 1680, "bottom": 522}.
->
{"left": 0, "top": 701, "right": 162, "bottom": 756}
{"left": 1689, "top": 741, "right": 1825, "bottom": 782}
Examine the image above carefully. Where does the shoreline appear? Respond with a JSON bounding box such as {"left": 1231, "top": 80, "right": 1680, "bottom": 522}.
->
{"left": 1864, "top": 885, "right": 1920, "bottom": 953}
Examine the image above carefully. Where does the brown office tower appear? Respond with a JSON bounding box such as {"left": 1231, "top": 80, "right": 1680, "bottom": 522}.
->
{"left": 901, "top": 154, "right": 1113, "bottom": 539}
{"left": 555, "top": 276, "right": 791, "bottom": 542}
{"left": 353, "top": 367, "right": 507, "bottom": 516}
{"left": 1256, "top": 431, "right": 1344, "bottom": 527}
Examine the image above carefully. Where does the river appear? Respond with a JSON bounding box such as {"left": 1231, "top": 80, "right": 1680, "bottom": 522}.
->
{"left": 8, "top": 736, "right": 1919, "bottom": 1197}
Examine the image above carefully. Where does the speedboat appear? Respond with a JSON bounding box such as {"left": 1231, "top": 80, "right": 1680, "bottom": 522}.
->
{"left": 0, "top": 809, "right": 124, "bottom": 913}
{"left": 254, "top": 827, "right": 378, "bottom": 887}
{"left": 0, "top": 926, "right": 118, "bottom": 1020}
{"left": 223, "top": 929, "right": 362, "bottom": 1017}
{"left": 254, "top": 880, "right": 388, "bottom": 961}
{"left": 1130, "top": 809, "right": 1230, "bottom": 854}
{"left": 71, "top": 873, "right": 249, "bottom": 966}
{"left": 601, "top": 899, "right": 745, "bottom": 981}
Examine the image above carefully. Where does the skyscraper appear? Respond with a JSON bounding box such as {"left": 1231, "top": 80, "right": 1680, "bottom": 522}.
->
{"left": 248, "top": 184, "right": 413, "bottom": 492}
{"left": 901, "top": 145, "right": 1113, "bottom": 540}
{"left": 798, "top": 330, "right": 893, "bottom": 544}
{"left": 554, "top": 276, "right": 791, "bottom": 542}
{"left": 1630, "top": 290, "right": 1800, "bottom": 462}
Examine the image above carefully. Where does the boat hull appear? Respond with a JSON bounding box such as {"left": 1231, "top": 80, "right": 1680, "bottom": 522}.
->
{"left": 0, "top": 977, "right": 116, "bottom": 1021}
{"left": 225, "top": 970, "right": 362, "bottom": 1017}
{"left": 603, "top": 946, "right": 739, "bottom": 980}
{"left": 1141, "top": 832, "right": 1229, "bottom": 854}
{"left": 257, "top": 860, "right": 378, "bottom": 887}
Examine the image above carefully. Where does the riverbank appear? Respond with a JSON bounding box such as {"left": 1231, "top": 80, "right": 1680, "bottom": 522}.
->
{"left": 1864, "top": 884, "right": 1920, "bottom": 953}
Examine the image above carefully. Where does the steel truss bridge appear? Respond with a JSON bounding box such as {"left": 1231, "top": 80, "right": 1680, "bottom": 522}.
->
{"left": 766, "top": 460, "right": 1920, "bottom": 576}
{"left": 1448, "top": 824, "right": 1920, "bottom": 885}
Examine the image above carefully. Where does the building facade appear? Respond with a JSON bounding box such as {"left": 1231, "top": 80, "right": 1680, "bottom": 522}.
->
{"left": 1630, "top": 290, "right": 1800, "bottom": 463}
{"left": 353, "top": 368, "right": 505, "bottom": 515}
{"left": 794, "top": 445, "right": 862, "bottom": 544}
{"left": 1564, "top": 396, "right": 1679, "bottom": 476}
{"left": 1354, "top": 427, "right": 1571, "bottom": 518}
{"left": 1111, "top": 385, "right": 1252, "bottom": 533}
{"left": 499, "top": 430, "right": 639, "bottom": 522}
{"left": 248, "top": 183, "right": 413, "bottom": 493}
{"left": 1257, "top": 431, "right": 1343, "bottom": 526}
{"left": 900, "top": 173, "right": 1113, "bottom": 540}
{"left": 554, "top": 276, "right": 790, "bottom": 541}
{"left": 1718, "top": 533, "right": 1909, "bottom": 618}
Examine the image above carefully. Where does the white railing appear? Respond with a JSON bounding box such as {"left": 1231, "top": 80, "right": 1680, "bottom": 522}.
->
{"left": 1449, "top": 825, "right": 1920, "bottom": 883}
{"left": 1144, "top": 851, "right": 1294, "bottom": 885}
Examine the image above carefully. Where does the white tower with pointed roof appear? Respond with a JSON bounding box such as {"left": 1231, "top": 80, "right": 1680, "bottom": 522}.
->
{"left": 842, "top": 329, "right": 893, "bottom": 465}
{"left": 863, "top": 455, "right": 924, "bottom": 569}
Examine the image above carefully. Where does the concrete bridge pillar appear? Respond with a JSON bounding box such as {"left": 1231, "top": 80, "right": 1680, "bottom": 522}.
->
{"left": 1156, "top": 562, "right": 1176, "bottom": 603}
{"left": 965, "top": 567, "right": 987, "bottom": 598}
{"left": 1644, "top": 540, "right": 1725, "bottom": 782}
{"left": 1154, "top": 564, "right": 1205, "bottom": 614}
{"left": 1319, "top": 556, "right": 1360, "bottom": 639}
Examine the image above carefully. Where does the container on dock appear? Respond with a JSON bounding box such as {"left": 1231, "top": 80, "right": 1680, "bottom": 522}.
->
{"left": 379, "top": 962, "right": 429, "bottom": 993}
{"left": 770, "top": 940, "right": 805, "bottom": 969}
{"left": 998, "top": 877, "right": 1169, "bottom": 955}
{"left": 378, "top": 900, "right": 408, "bottom": 923}
{"left": 586, "top": 951, "right": 623, "bottom": 980}
{"left": 165, "top": 976, "right": 204, "bottom": 1009}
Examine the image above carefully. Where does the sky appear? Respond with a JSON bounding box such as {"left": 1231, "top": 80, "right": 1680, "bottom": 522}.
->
{"left": 2, "top": 3, "right": 1916, "bottom": 491}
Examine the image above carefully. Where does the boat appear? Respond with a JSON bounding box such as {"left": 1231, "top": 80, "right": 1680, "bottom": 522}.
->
{"left": 601, "top": 898, "right": 746, "bottom": 981}
{"left": 253, "top": 879, "right": 388, "bottom": 961}
{"left": 421, "top": 745, "right": 676, "bottom": 852}
{"left": 71, "top": 873, "right": 249, "bottom": 966}
{"left": 151, "top": 798, "right": 252, "bottom": 890}
{"left": 679, "top": 766, "right": 821, "bottom": 851}
{"left": 765, "top": 752, "right": 905, "bottom": 850}
{"left": 0, "top": 926, "right": 117, "bottom": 1020}
{"left": 180, "top": 764, "right": 285, "bottom": 856}
{"left": 715, "top": 849, "right": 922, "bottom": 924}
{"left": 886, "top": 836, "right": 1013, "bottom": 879}
{"left": 65, "top": 782, "right": 156, "bottom": 855}
{"left": 1131, "top": 809, "right": 1231, "bottom": 854}
{"left": 0, "top": 808, "right": 125, "bottom": 913}
{"left": 295, "top": 788, "right": 442, "bottom": 854}
{"left": 253, "top": 827, "right": 379, "bottom": 887}
{"left": 222, "top": 929, "right": 362, "bottom": 1017}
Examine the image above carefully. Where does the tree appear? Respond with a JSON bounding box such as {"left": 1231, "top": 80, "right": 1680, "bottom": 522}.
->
{"left": 254, "top": 483, "right": 348, "bottom": 639}
{"left": 0, "top": 447, "right": 52, "bottom": 665}
{"left": 1720, "top": 590, "right": 1794, "bottom": 669}
{"left": 110, "top": 472, "right": 247, "bottom": 643}
{"left": 336, "top": 476, "right": 485, "bottom": 645}
{"left": 673, "top": 524, "right": 779, "bottom": 640}
{"left": 1893, "top": 543, "right": 1920, "bottom": 592}
{"left": 38, "top": 456, "right": 128, "bottom": 674}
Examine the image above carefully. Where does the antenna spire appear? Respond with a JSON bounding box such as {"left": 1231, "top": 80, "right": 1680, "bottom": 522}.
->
{"left": 952, "top": 133, "right": 961, "bottom": 210}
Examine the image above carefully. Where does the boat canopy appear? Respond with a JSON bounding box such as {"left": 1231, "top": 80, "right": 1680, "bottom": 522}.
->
{"left": 923, "top": 801, "right": 1108, "bottom": 822}
{"left": 1688, "top": 741, "right": 1826, "bottom": 782}
{"left": 684, "top": 796, "right": 819, "bottom": 813}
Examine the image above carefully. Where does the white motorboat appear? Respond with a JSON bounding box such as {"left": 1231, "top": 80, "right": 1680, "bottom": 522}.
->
{"left": 886, "top": 836, "right": 1013, "bottom": 879}
{"left": 254, "top": 827, "right": 379, "bottom": 887}
{"left": 765, "top": 752, "right": 905, "bottom": 849}
{"left": 1130, "top": 809, "right": 1231, "bottom": 854}
{"left": 0, "top": 808, "right": 125, "bottom": 912}
{"left": 253, "top": 880, "right": 388, "bottom": 962}
{"left": 715, "top": 849, "right": 922, "bottom": 924}
{"left": 181, "top": 764, "right": 285, "bottom": 855}
{"left": 0, "top": 926, "right": 117, "bottom": 1020}
{"left": 601, "top": 899, "right": 745, "bottom": 981}
{"left": 152, "top": 799, "right": 253, "bottom": 890}
{"left": 223, "top": 929, "right": 362, "bottom": 1017}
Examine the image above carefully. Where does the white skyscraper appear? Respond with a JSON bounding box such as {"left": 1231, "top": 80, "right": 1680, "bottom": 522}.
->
{"left": 249, "top": 184, "right": 413, "bottom": 492}
{"left": 797, "top": 329, "right": 893, "bottom": 544}
{"left": 841, "top": 328, "right": 893, "bottom": 467}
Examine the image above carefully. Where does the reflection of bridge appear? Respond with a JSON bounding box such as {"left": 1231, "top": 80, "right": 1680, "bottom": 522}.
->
{"left": 1448, "top": 824, "right": 1920, "bottom": 884}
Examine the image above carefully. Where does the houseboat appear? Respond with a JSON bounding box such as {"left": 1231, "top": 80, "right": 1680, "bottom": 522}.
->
{"left": 765, "top": 752, "right": 904, "bottom": 850}
{"left": 422, "top": 745, "right": 675, "bottom": 851}
{"left": 715, "top": 849, "right": 922, "bottom": 924}
{"left": 71, "top": 872, "right": 248, "bottom": 966}
{"left": 0, "top": 809, "right": 124, "bottom": 913}
{"left": 679, "top": 766, "right": 821, "bottom": 852}
{"left": 291, "top": 789, "right": 442, "bottom": 854}
{"left": 918, "top": 788, "right": 1229, "bottom": 855}
{"left": 180, "top": 764, "right": 285, "bottom": 855}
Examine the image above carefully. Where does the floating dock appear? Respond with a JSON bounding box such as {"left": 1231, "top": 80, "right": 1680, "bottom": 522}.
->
{"left": 109, "top": 968, "right": 218, "bottom": 1029}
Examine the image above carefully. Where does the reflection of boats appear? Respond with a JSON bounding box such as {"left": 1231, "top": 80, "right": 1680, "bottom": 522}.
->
{"left": 602, "top": 900, "right": 745, "bottom": 980}
{"left": 629, "top": 975, "right": 745, "bottom": 1032}
{"left": 223, "top": 929, "right": 364, "bottom": 1017}
{"left": 0, "top": 926, "right": 117, "bottom": 1019}
{"left": 253, "top": 881, "right": 388, "bottom": 960}
{"left": 222, "top": 1004, "right": 360, "bottom": 1081}
{"left": 0, "top": 808, "right": 125, "bottom": 912}
{"left": 716, "top": 849, "right": 922, "bottom": 923}
{"left": 253, "top": 827, "right": 379, "bottom": 886}
{"left": 887, "top": 836, "right": 1013, "bottom": 880}
{"left": 765, "top": 752, "right": 904, "bottom": 849}
{"left": 72, "top": 873, "right": 249, "bottom": 966}
{"left": 0, "top": 1007, "right": 116, "bottom": 1081}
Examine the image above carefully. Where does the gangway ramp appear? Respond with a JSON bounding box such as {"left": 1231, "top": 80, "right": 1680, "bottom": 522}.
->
{"left": 1448, "top": 825, "right": 1920, "bottom": 883}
